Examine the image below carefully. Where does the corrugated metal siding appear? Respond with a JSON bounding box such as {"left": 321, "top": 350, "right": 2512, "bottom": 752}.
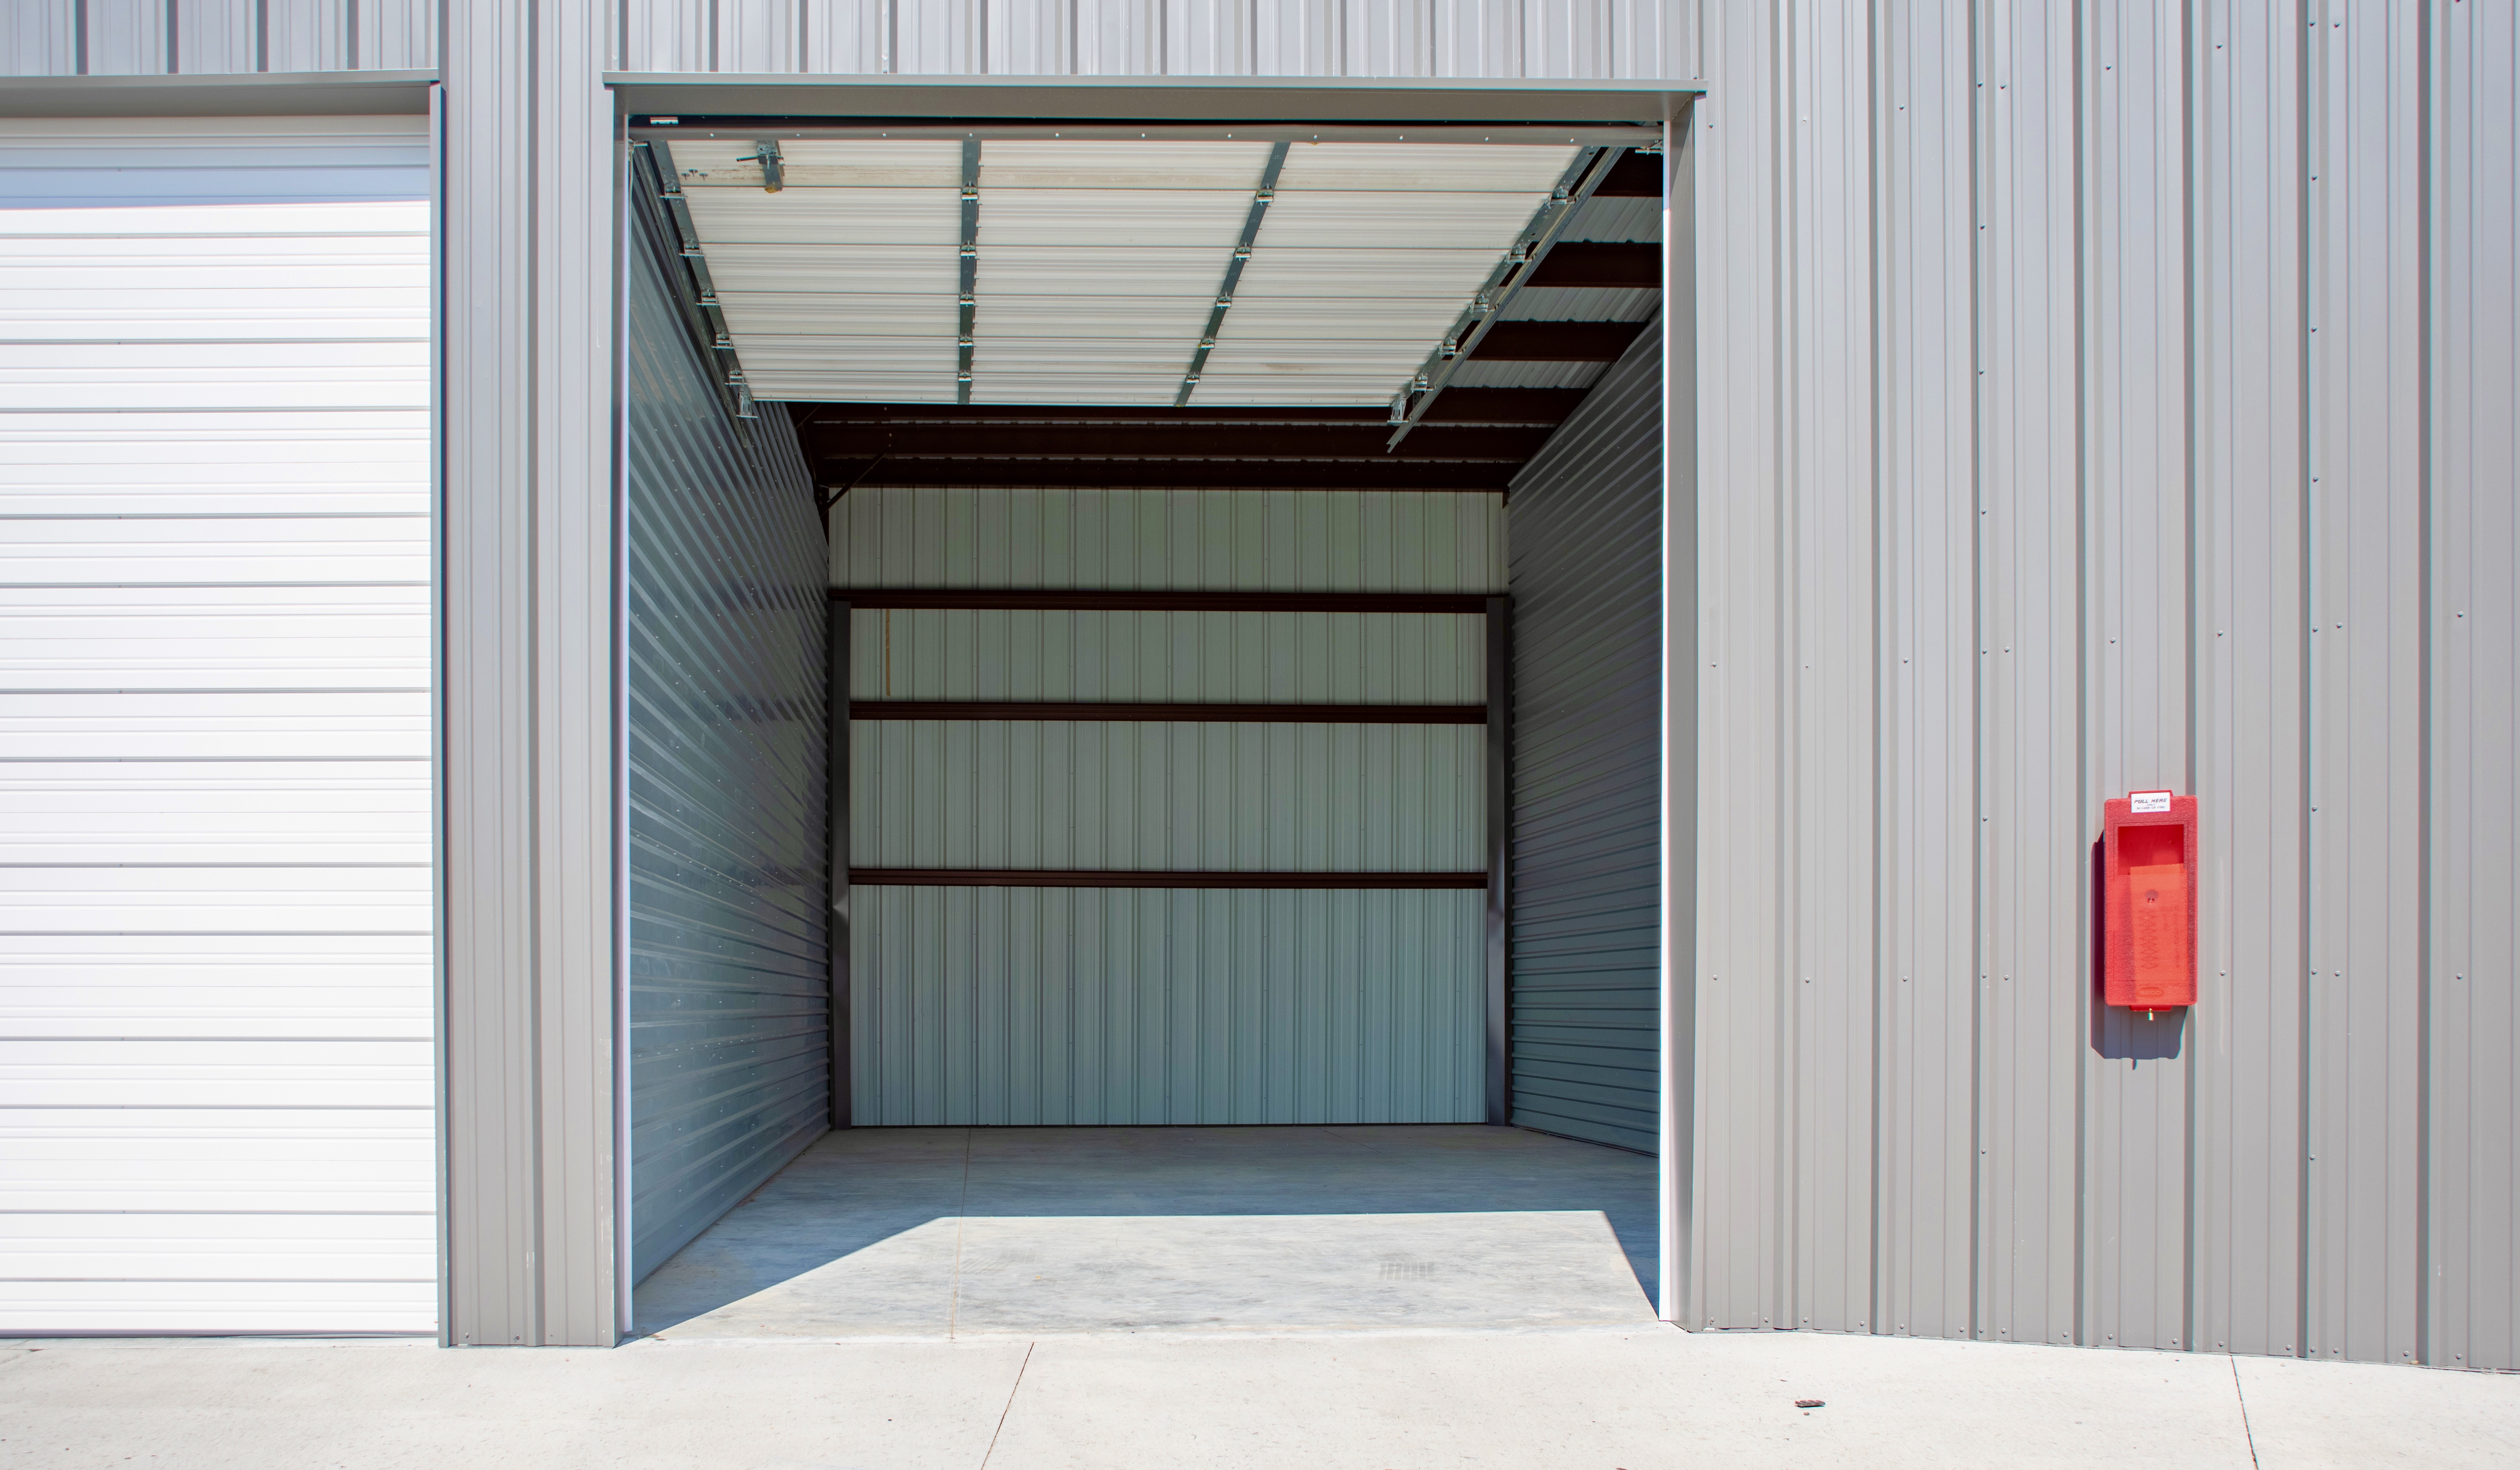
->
{"left": 831, "top": 485, "right": 1506, "bottom": 593}
{"left": 2432, "top": 0, "right": 2518, "bottom": 1376}
{"left": 615, "top": 0, "right": 1699, "bottom": 79}
{"left": 853, "top": 886, "right": 1482, "bottom": 1125}
{"left": 624, "top": 164, "right": 829, "bottom": 1284}
{"left": 849, "top": 609, "right": 1484, "bottom": 703}
{"left": 0, "top": 0, "right": 1693, "bottom": 82}
{"left": 835, "top": 484, "right": 1496, "bottom": 1126}
{"left": 1683, "top": 0, "right": 2519, "bottom": 1371}
{"left": 0, "top": 116, "right": 434, "bottom": 1334}
{"left": 0, "top": 0, "right": 436, "bottom": 75}
{"left": 29, "top": 0, "right": 2510, "bottom": 1374}
{"left": 855, "top": 722, "right": 1481, "bottom": 871}
{"left": 1505, "top": 322, "right": 1659, "bottom": 1154}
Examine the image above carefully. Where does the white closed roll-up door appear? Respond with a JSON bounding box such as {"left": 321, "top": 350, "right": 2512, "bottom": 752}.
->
{"left": 0, "top": 116, "right": 435, "bottom": 1334}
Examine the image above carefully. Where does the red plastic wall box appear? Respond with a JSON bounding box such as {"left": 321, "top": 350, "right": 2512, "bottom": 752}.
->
{"left": 2103, "top": 790, "right": 2198, "bottom": 1011}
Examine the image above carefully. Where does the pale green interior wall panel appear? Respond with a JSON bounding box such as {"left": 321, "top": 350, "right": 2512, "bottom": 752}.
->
{"left": 850, "top": 608, "right": 1485, "bottom": 705}
{"left": 832, "top": 485, "right": 1506, "bottom": 595}
{"left": 852, "top": 885, "right": 1483, "bottom": 1126}
{"left": 840, "top": 483, "right": 1495, "bottom": 1126}
{"left": 854, "top": 720, "right": 1482, "bottom": 872}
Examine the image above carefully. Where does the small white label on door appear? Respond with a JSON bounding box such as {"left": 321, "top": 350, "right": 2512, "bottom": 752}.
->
{"left": 2130, "top": 791, "right": 2172, "bottom": 814}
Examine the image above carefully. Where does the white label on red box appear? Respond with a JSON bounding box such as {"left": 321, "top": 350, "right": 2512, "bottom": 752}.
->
{"left": 2130, "top": 791, "right": 2173, "bottom": 814}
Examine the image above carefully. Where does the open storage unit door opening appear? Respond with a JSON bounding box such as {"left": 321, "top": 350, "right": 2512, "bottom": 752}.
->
{"left": 620, "top": 117, "right": 1673, "bottom": 1340}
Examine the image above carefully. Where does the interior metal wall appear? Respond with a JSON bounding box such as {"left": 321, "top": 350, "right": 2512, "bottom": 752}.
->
{"left": 1504, "top": 324, "right": 1662, "bottom": 1155}
{"left": 624, "top": 163, "right": 828, "bottom": 1282}
{"left": 832, "top": 487, "right": 1498, "bottom": 1125}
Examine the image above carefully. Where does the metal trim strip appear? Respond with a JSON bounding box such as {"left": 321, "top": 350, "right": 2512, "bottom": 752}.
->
{"left": 852, "top": 869, "right": 1487, "bottom": 890}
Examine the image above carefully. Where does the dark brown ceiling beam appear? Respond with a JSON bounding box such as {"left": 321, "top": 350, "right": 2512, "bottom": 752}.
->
{"left": 791, "top": 391, "right": 1586, "bottom": 428}
{"left": 800, "top": 423, "right": 1549, "bottom": 462}
{"left": 852, "top": 700, "right": 1486, "bottom": 724}
{"left": 1593, "top": 149, "right": 1665, "bottom": 197}
{"left": 1521, "top": 241, "right": 1661, "bottom": 289}
{"left": 1469, "top": 320, "right": 1647, "bottom": 361}
{"left": 830, "top": 588, "right": 1493, "bottom": 614}
{"left": 797, "top": 403, "right": 1403, "bottom": 427}
{"left": 1416, "top": 388, "right": 1588, "bottom": 424}
{"left": 850, "top": 867, "right": 1488, "bottom": 890}
{"left": 812, "top": 457, "right": 1515, "bottom": 490}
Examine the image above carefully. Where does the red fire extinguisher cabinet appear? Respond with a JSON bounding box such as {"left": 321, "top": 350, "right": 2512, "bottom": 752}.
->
{"left": 2103, "top": 791, "right": 2198, "bottom": 1010}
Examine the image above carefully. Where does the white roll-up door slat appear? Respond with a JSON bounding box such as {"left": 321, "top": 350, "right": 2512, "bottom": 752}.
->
{"left": 0, "top": 116, "right": 434, "bottom": 1335}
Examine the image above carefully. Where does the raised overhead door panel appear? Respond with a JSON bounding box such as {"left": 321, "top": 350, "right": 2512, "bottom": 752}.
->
{"left": 623, "top": 149, "right": 830, "bottom": 1284}
{"left": 1506, "top": 323, "right": 1661, "bottom": 1153}
{"left": 0, "top": 117, "right": 434, "bottom": 1335}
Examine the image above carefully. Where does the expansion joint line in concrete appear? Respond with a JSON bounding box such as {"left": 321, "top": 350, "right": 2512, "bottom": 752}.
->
{"left": 947, "top": 1127, "right": 975, "bottom": 1339}
{"left": 2230, "top": 1355, "right": 2261, "bottom": 1468}
{"left": 980, "top": 1341, "right": 1037, "bottom": 1469}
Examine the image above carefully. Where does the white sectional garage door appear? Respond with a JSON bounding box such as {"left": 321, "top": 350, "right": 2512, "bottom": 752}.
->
{"left": 0, "top": 117, "right": 435, "bottom": 1333}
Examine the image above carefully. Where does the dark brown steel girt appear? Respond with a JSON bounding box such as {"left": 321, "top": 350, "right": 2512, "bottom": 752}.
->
{"left": 851, "top": 868, "right": 1489, "bottom": 890}
{"left": 812, "top": 457, "right": 1516, "bottom": 489}
{"left": 831, "top": 588, "right": 1492, "bottom": 614}
{"left": 791, "top": 390, "right": 1587, "bottom": 428}
{"left": 1593, "top": 148, "right": 1665, "bottom": 196}
{"left": 852, "top": 700, "right": 1487, "bottom": 723}
{"left": 801, "top": 421, "right": 1550, "bottom": 461}
{"left": 1521, "top": 241, "right": 1661, "bottom": 288}
{"left": 1419, "top": 387, "right": 1588, "bottom": 423}
{"left": 1469, "top": 320, "right": 1648, "bottom": 361}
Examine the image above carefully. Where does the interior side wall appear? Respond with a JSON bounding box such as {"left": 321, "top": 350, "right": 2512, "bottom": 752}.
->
{"left": 1504, "top": 325, "right": 1664, "bottom": 1155}
{"left": 833, "top": 487, "right": 1498, "bottom": 1125}
{"left": 625, "top": 169, "right": 828, "bottom": 1283}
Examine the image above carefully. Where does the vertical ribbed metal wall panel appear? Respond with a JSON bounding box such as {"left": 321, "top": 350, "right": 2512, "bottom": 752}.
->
{"left": 439, "top": 0, "right": 619, "bottom": 1349}
{"left": 1504, "top": 322, "right": 1659, "bottom": 1155}
{"left": 832, "top": 486, "right": 1506, "bottom": 594}
{"left": 0, "top": 115, "right": 434, "bottom": 1335}
{"left": 1785, "top": 0, "right": 1876, "bottom": 1339}
{"left": 2079, "top": 0, "right": 2191, "bottom": 1359}
{"left": 17, "top": 0, "right": 2511, "bottom": 1373}
{"left": 1877, "top": 0, "right": 1975, "bottom": 1345}
{"left": 0, "top": 0, "right": 437, "bottom": 75}
{"left": 2431, "top": 0, "right": 2518, "bottom": 1376}
{"left": 1686, "top": 0, "right": 1782, "bottom": 1340}
{"left": 851, "top": 609, "right": 1485, "bottom": 705}
{"left": 604, "top": 0, "right": 1702, "bottom": 80}
{"left": 2303, "top": 0, "right": 2425, "bottom": 1368}
{"left": 853, "top": 886, "right": 1482, "bottom": 1125}
{"left": 854, "top": 723, "right": 1480, "bottom": 872}
{"left": 1972, "top": 0, "right": 2081, "bottom": 1353}
{"left": 836, "top": 485, "right": 1493, "bottom": 1127}
{"left": 1682, "top": 0, "right": 2517, "bottom": 1371}
{"left": 2192, "top": 0, "right": 2308, "bottom": 1363}
{"left": 623, "top": 165, "right": 828, "bottom": 1284}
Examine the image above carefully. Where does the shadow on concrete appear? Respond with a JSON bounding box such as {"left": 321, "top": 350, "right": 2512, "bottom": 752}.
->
{"left": 632, "top": 1124, "right": 1659, "bottom": 1339}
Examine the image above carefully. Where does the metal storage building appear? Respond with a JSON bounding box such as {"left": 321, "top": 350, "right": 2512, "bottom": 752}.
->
{"left": 0, "top": 0, "right": 2511, "bottom": 1375}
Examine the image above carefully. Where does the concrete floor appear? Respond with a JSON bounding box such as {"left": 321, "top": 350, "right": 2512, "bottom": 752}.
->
{"left": 635, "top": 1124, "right": 1659, "bottom": 1340}
{"left": 5, "top": 1329, "right": 2515, "bottom": 1468}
